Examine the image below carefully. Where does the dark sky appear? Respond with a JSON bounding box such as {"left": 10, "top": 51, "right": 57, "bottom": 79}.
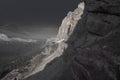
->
{"left": 0, "top": 0, "right": 80, "bottom": 25}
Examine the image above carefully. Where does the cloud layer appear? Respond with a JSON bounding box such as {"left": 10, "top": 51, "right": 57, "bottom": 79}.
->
{"left": 0, "top": 33, "right": 37, "bottom": 43}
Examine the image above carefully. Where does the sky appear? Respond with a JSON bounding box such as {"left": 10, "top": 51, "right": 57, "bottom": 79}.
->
{"left": 0, "top": 0, "right": 80, "bottom": 40}
{"left": 0, "top": 0, "right": 80, "bottom": 25}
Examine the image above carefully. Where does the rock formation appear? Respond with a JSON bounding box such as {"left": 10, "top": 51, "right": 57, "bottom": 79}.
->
{"left": 70, "top": 0, "right": 120, "bottom": 80}
{"left": 57, "top": 2, "right": 84, "bottom": 41}
{"left": 1, "top": 2, "right": 84, "bottom": 80}
{"left": 1, "top": 0, "right": 120, "bottom": 80}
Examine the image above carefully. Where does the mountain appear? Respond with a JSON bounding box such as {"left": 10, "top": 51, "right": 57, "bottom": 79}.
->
{"left": 0, "top": 33, "right": 45, "bottom": 79}
{"left": 1, "top": 2, "right": 84, "bottom": 80}
{"left": 1, "top": 0, "right": 120, "bottom": 80}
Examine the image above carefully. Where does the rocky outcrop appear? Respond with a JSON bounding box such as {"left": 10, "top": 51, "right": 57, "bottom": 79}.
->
{"left": 25, "top": 2, "right": 84, "bottom": 79}
{"left": 57, "top": 2, "right": 84, "bottom": 41}
{"left": 70, "top": 0, "right": 120, "bottom": 80}
{"left": 2, "top": 0, "right": 120, "bottom": 80}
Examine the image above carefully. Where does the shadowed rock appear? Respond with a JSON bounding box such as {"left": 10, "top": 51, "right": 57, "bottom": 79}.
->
{"left": 2, "top": 0, "right": 120, "bottom": 80}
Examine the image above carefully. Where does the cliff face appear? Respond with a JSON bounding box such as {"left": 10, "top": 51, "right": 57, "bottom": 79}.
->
{"left": 70, "top": 0, "right": 120, "bottom": 80}
{"left": 2, "top": 0, "right": 120, "bottom": 80}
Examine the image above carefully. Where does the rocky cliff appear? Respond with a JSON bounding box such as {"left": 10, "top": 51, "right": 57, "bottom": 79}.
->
{"left": 1, "top": 0, "right": 120, "bottom": 80}
{"left": 70, "top": 0, "right": 120, "bottom": 80}
{"left": 26, "top": 0, "right": 120, "bottom": 80}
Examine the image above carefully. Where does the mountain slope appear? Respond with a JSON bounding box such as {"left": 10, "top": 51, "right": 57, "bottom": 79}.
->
{"left": 1, "top": 2, "right": 85, "bottom": 80}
{"left": 2, "top": 0, "right": 120, "bottom": 80}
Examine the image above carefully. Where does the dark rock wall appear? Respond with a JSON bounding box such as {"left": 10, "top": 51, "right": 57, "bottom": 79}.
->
{"left": 67, "top": 0, "right": 120, "bottom": 80}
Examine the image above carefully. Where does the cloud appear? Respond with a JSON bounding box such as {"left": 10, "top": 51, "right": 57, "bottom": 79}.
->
{"left": 0, "top": 33, "right": 37, "bottom": 43}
